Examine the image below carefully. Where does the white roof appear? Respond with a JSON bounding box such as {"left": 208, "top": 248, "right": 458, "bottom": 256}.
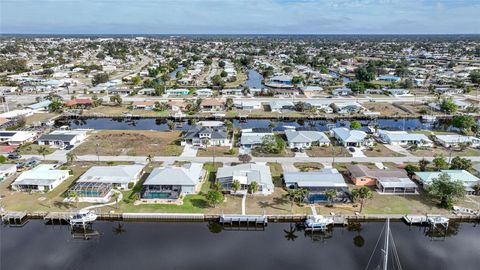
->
{"left": 284, "top": 169, "right": 347, "bottom": 188}
{"left": 285, "top": 130, "right": 330, "bottom": 144}
{"left": 78, "top": 164, "right": 144, "bottom": 184}
{"left": 13, "top": 164, "right": 69, "bottom": 186}
{"left": 332, "top": 128, "right": 367, "bottom": 143}
{"left": 144, "top": 163, "right": 203, "bottom": 186}
{"left": 435, "top": 134, "right": 479, "bottom": 144}
{"left": 217, "top": 163, "right": 273, "bottom": 189}
{"left": 378, "top": 130, "right": 431, "bottom": 143}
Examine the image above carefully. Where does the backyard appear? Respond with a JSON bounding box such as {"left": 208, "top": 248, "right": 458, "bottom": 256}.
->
{"left": 363, "top": 144, "right": 405, "bottom": 157}
{"left": 306, "top": 145, "right": 352, "bottom": 157}
{"left": 72, "top": 130, "right": 183, "bottom": 156}
{"left": 196, "top": 146, "right": 238, "bottom": 157}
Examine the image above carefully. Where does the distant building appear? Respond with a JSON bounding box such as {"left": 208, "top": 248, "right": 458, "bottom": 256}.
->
{"left": 182, "top": 125, "right": 231, "bottom": 147}
{"left": 37, "top": 130, "right": 87, "bottom": 148}
{"left": 0, "top": 131, "right": 37, "bottom": 145}
{"left": 377, "top": 75, "right": 401, "bottom": 82}
{"left": 414, "top": 170, "right": 480, "bottom": 195}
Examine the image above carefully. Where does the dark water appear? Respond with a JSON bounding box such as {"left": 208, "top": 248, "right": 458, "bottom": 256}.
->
{"left": 169, "top": 66, "right": 185, "bottom": 79}
{"left": 246, "top": 69, "right": 265, "bottom": 89}
{"left": 1, "top": 221, "right": 479, "bottom": 270}
{"left": 57, "top": 117, "right": 450, "bottom": 132}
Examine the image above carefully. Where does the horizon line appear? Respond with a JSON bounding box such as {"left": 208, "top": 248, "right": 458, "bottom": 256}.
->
{"left": 1, "top": 33, "right": 480, "bottom": 36}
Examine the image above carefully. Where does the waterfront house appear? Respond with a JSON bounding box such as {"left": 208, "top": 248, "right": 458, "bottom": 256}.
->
{"left": 435, "top": 134, "right": 480, "bottom": 148}
{"left": 0, "top": 131, "right": 37, "bottom": 145}
{"left": 331, "top": 128, "right": 370, "bottom": 147}
{"left": 284, "top": 168, "right": 349, "bottom": 203}
{"left": 265, "top": 75, "right": 294, "bottom": 88}
{"left": 37, "top": 130, "right": 87, "bottom": 148}
{"left": 64, "top": 98, "right": 94, "bottom": 108}
{"left": 221, "top": 88, "right": 243, "bottom": 96}
{"left": 182, "top": 124, "right": 231, "bottom": 147}
{"left": 195, "top": 88, "right": 214, "bottom": 97}
{"left": 11, "top": 164, "right": 70, "bottom": 192}
{"left": 234, "top": 101, "right": 262, "bottom": 110}
{"left": 132, "top": 100, "right": 156, "bottom": 110}
{"left": 285, "top": 128, "right": 330, "bottom": 149}
{"left": 414, "top": 170, "right": 480, "bottom": 195}
{"left": 141, "top": 163, "right": 205, "bottom": 201}
{"left": 385, "top": 88, "right": 410, "bottom": 97}
{"left": 240, "top": 128, "right": 274, "bottom": 150}
{"left": 0, "top": 109, "right": 34, "bottom": 120}
{"left": 26, "top": 100, "right": 52, "bottom": 112}
{"left": 377, "top": 130, "right": 433, "bottom": 147}
{"left": 346, "top": 164, "right": 417, "bottom": 194}
{"left": 200, "top": 99, "right": 225, "bottom": 111}
{"left": 331, "top": 102, "right": 364, "bottom": 114}
{"left": 216, "top": 163, "right": 274, "bottom": 195}
{"left": 77, "top": 164, "right": 144, "bottom": 190}
{"left": 305, "top": 101, "right": 333, "bottom": 113}
{"left": 269, "top": 100, "right": 295, "bottom": 112}
{"left": 434, "top": 88, "right": 463, "bottom": 95}
{"left": 0, "top": 164, "right": 17, "bottom": 181}
{"left": 138, "top": 88, "right": 156, "bottom": 95}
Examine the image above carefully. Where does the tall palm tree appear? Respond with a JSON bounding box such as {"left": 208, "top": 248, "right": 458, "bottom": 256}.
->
{"left": 66, "top": 152, "right": 77, "bottom": 164}
{"left": 112, "top": 223, "right": 126, "bottom": 236}
{"left": 231, "top": 180, "right": 241, "bottom": 193}
{"left": 248, "top": 181, "right": 259, "bottom": 196}
{"left": 68, "top": 191, "right": 79, "bottom": 208}
{"left": 37, "top": 146, "right": 49, "bottom": 160}
{"left": 325, "top": 189, "right": 338, "bottom": 206}
{"left": 284, "top": 224, "right": 298, "bottom": 241}
{"left": 111, "top": 192, "right": 120, "bottom": 209}
{"left": 351, "top": 187, "right": 373, "bottom": 213}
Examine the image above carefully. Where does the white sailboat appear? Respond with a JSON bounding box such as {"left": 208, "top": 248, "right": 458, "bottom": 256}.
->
{"left": 365, "top": 219, "right": 403, "bottom": 270}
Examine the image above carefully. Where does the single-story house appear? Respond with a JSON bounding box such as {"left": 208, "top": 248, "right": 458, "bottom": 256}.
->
{"left": 0, "top": 131, "right": 37, "bottom": 145}
{"left": 77, "top": 164, "right": 144, "bottom": 190}
{"left": 65, "top": 98, "right": 94, "bottom": 108}
{"left": 346, "top": 164, "right": 417, "bottom": 194}
{"left": 216, "top": 163, "right": 274, "bottom": 195}
{"left": 301, "top": 86, "right": 324, "bottom": 98}
{"left": 221, "top": 88, "right": 243, "bottom": 96}
{"left": 332, "top": 102, "right": 364, "bottom": 114}
{"left": 200, "top": 99, "right": 225, "bottom": 111}
{"left": 132, "top": 100, "right": 156, "bottom": 110}
{"left": 11, "top": 164, "right": 70, "bottom": 192}
{"left": 305, "top": 101, "right": 333, "bottom": 113}
{"left": 0, "top": 164, "right": 17, "bottom": 181}
{"left": 26, "top": 100, "right": 52, "bottom": 111}
{"left": 377, "top": 75, "right": 401, "bottom": 82}
{"left": 165, "top": 88, "right": 189, "bottom": 96}
{"left": 195, "top": 88, "right": 214, "bottom": 97}
{"left": 240, "top": 128, "right": 274, "bottom": 149}
{"left": 332, "top": 87, "right": 352, "bottom": 96}
{"left": 434, "top": 88, "right": 463, "bottom": 95}
{"left": 138, "top": 88, "right": 156, "bottom": 95}
{"left": 141, "top": 163, "right": 205, "bottom": 201}
{"left": 284, "top": 168, "right": 348, "bottom": 203}
{"left": 285, "top": 128, "right": 330, "bottom": 149}
{"left": 377, "top": 130, "right": 433, "bottom": 147}
{"left": 385, "top": 88, "right": 409, "bottom": 97}
{"left": 435, "top": 134, "right": 480, "bottom": 148}
{"left": 269, "top": 101, "right": 295, "bottom": 112}
{"left": 37, "top": 130, "right": 87, "bottom": 148}
{"left": 182, "top": 125, "right": 231, "bottom": 147}
{"left": 234, "top": 101, "right": 262, "bottom": 110}
{"left": 265, "top": 75, "right": 294, "bottom": 88}
{"left": 332, "top": 128, "right": 371, "bottom": 147}
{"left": 414, "top": 170, "right": 480, "bottom": 195}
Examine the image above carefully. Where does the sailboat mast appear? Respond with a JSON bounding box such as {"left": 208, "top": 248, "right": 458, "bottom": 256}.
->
{"left": 383, "top": 218, "right": 390, "bottom": 270}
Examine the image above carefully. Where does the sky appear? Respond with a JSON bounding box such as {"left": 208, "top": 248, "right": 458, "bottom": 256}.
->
{"left": 1, "top": 0, "right": 479, "bottom": 34}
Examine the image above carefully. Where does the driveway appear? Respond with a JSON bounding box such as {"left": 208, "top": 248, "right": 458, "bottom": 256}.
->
{"left": 384, "top": 144, "right": 413, "bottom": 157}
{"left": 295, "top": 151, "right": 308, "bottom": 158}
{"left": 350, "top": 147, "right": 366, "bottom": 157}
{"left": 180, "top": 144, "right": 198, "bottom": 157}
{"left": 282, "top": 163, "right": 299, "bottom": 172}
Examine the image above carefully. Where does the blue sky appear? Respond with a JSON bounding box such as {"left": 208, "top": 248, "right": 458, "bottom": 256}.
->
{"left": 1, "top": 0, "right": 479, "bottom": 34}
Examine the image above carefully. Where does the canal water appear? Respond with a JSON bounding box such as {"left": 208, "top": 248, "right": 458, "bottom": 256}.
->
{"left": 56, "top": 117, "right": 452, "bottom": 132}
{"left": 169, "top": 66, "right": 185, "bottom": 79}
{"left": 246, "top": 69, "right": 265, "bottom": 89}
{"left": 1, "top": 221, "right": 479, "bottom": 270}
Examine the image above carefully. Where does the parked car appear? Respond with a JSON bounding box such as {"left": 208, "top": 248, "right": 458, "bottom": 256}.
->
{"left": 8, "top": 152, "right": 22, "bottom": 160}
{"left": 348, "top": 147, "right": 355, "bottom": 153}
{"left": 63, "top": 145, "right": 74, "bottom": 150}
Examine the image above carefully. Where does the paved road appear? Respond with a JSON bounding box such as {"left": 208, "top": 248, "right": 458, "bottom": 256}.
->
{"left": 23, "top": 153, "right": 480, "bottom": 165}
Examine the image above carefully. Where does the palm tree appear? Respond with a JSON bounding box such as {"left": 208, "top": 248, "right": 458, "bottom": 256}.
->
{"left": 351, "top": 187, "right": 373, "bottom": 213}
{"left": 285, "top": 189, "right": 297, "bottom": 212}
{"left": 66, "top": 152, "right": 77, "bottom": 164}
{"left": 418, "top": 158, "right": 430, "bottom": 171}
{"left": 248, "top": 181, "right": 259, "bottom": 195}
{"left": 111, "top": 192, "right": 120, "bottom": 209}
{"left": 231, "top": 180, "right": 241, "bottom": 193}
{"left": 37, "top": 146, "right": 49, "bottom": 160}
{"left": 112, "top": 223, "right": 126, "bottom": 236}
{"left": 325, "top": 189, "right": 337, "bottom": 206}
{"left": 283, "top": 224, "right": 298, "bottom": 241}
{"left": 212, "top": 181, "right": 223, "bottom": 192}
{"left": 68, "top": 191, "right": 79, "bottom": 208}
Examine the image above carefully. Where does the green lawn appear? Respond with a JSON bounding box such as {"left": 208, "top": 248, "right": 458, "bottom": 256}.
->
{"left": 17, "top": 143, "right": 56, "bottom": 156}
{"left": 294, "top": 162, "right": 324, "bottom": 171}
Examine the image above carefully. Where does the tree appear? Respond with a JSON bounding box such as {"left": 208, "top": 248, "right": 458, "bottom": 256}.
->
{"left": 66, "top": 152, "right": 77, "bottom": 164}
{"left": 111, "top": 192, "right": 120, "bottom": 209}
{"left": 48, "top": 99, "right": 64, "bottom": 113}
{"left": 292, "top": 76, "right": 304, "bottom": 84}
{"left": 225, "top": 98, "right": 233, "bottom": 110}
{"left": 452, "top": 115, "right": 477, "bottom": 134}
{"left": 92, "top": 73, "right": 109, "bottom": 86}
{"left": 294, "top": 101, "right": 306, "bottom": 112}
{"left": 248, "top": 181, "right": 259, "bottom": 195}
{"left": 404, "top": 164, "right": 419, "bottom": 177}
{"left": 268, "top": 121, "right": 277, "bottom": 129}
{"left": 220, "top": 70, "right": 228, "bottom": 78}
{"left": 469, "top": 70, "right": 480, "bottom": 84}
{"left": 439, "top": 98, "right": 458, "bottom": 114}
{"left": 283, "top": 224, "right": 298, "bottom": 241}
{"left": 68, "top": 191, "right": 79, "bottom": 208}
{"left": 285, "top": 189, "right": 297, "bottom": 212}
{"left": 132, "top": 75, "right": 142, "bottom": 85}
{"left": 167, "top": 120, "right": 175, "bottom": 131}
{"left": 206, "top": 190, "right": 224, "bottom": 208}
{"left": 347, "top": 81, "right": 366, "bottom": 94}
{"left": 351, "top": 186, "right": 373, "bottom": 213}
{"left": 231, "top": 180, "right": 241, "bottom": 193}
{"left": 325, "top": 189, "right": 337, "bottom": 206}
{"left": 350, "top": 121, "right": 362, "bottom": 129}
{"left": 354, "top": 67, "right": 375, "bottom": 82}
{"left": 37, "top": 146, "right": 49, "bottom": 160}
{"left": 450, "top": 156, "right": 472, "bottom": 171}
{"left": 238, "top": 154, "right": 252, "bottom": 163}
{"left": 432, "top": 155, "right": 449, "bottom": 171}
{"left": 457, "top": 141, "right": 472, "bottom": 152}
{"left": 212, "top": 181, "right": 223, "bottom": 192}
{"left": 418, "top": 158, "right": 430, "bottom": 171}
{"left": 426, "top": 173, "right": 465, "bottom": 208}
{"left": 110, "top": 94, "right": 122, "bottom": 106}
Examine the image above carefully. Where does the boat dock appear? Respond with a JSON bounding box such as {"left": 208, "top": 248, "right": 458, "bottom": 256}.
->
{"left": 220, "top": 215, "right": 268, "bottom": 225}
{"left": 122, "top": 213, "right": 205, "bottom": 222}
{"left": 1, "top": 211, "right": 28, "bottom": 226}
{"left": 403, "top": 214, "right": 450, "bottom": 229}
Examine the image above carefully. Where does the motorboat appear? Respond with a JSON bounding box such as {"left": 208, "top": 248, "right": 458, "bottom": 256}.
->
{"left": 69, "top": 210, "right": 97, "bottom": 225}
{"left": 304, "top": 215, "right": 334, "bottom": 230}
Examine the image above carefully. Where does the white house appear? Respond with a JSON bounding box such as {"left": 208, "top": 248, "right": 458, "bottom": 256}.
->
{"left": 332, "top": 127, "right": 371, "bottom": 147}
{"left": 385, "top": 88, "right": 410, "bottom": 97}
{"left": 377, "top": 130, "right": 433, "bottom": 147}
{"left": 269, "top": 101, "right": 295, "bottom": 112}
{"left": 240, "top": 128, "right": 274, "bottom": 150}
{"left": 435, "top": 134, "right": 480, "bottom": 148}
{"left": 77, "top": 164, "right": 144, "bottom": 190}
{"left": 234, "top": 101, "right": 262, "bottom": 110}
{"left": 0, "top": 164, "right": 17, "bottom": 181}
{"left": 0, "top": 131, "right": 37, "bottom": 145}
{"left": 37, "top": 130, "right": 87, "bottom": 148}
{"left": 332, "top": 102, "right": 364, "bottom": 114}
{"left": 11, "top": 164, "right": 70, "bottom": 192}
{"left": 216, "top": 163, "right": 274, "bottom": 195}
{"left": 305, "top": 101, "right": 333, "bottom": 113}
{"left": 285, "top": 129, "right": 330, "bottom": 149}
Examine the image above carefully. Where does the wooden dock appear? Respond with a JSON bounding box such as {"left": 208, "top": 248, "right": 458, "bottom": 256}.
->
{"left": 122, "top": 213, "right": 205, "bottom": 222}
